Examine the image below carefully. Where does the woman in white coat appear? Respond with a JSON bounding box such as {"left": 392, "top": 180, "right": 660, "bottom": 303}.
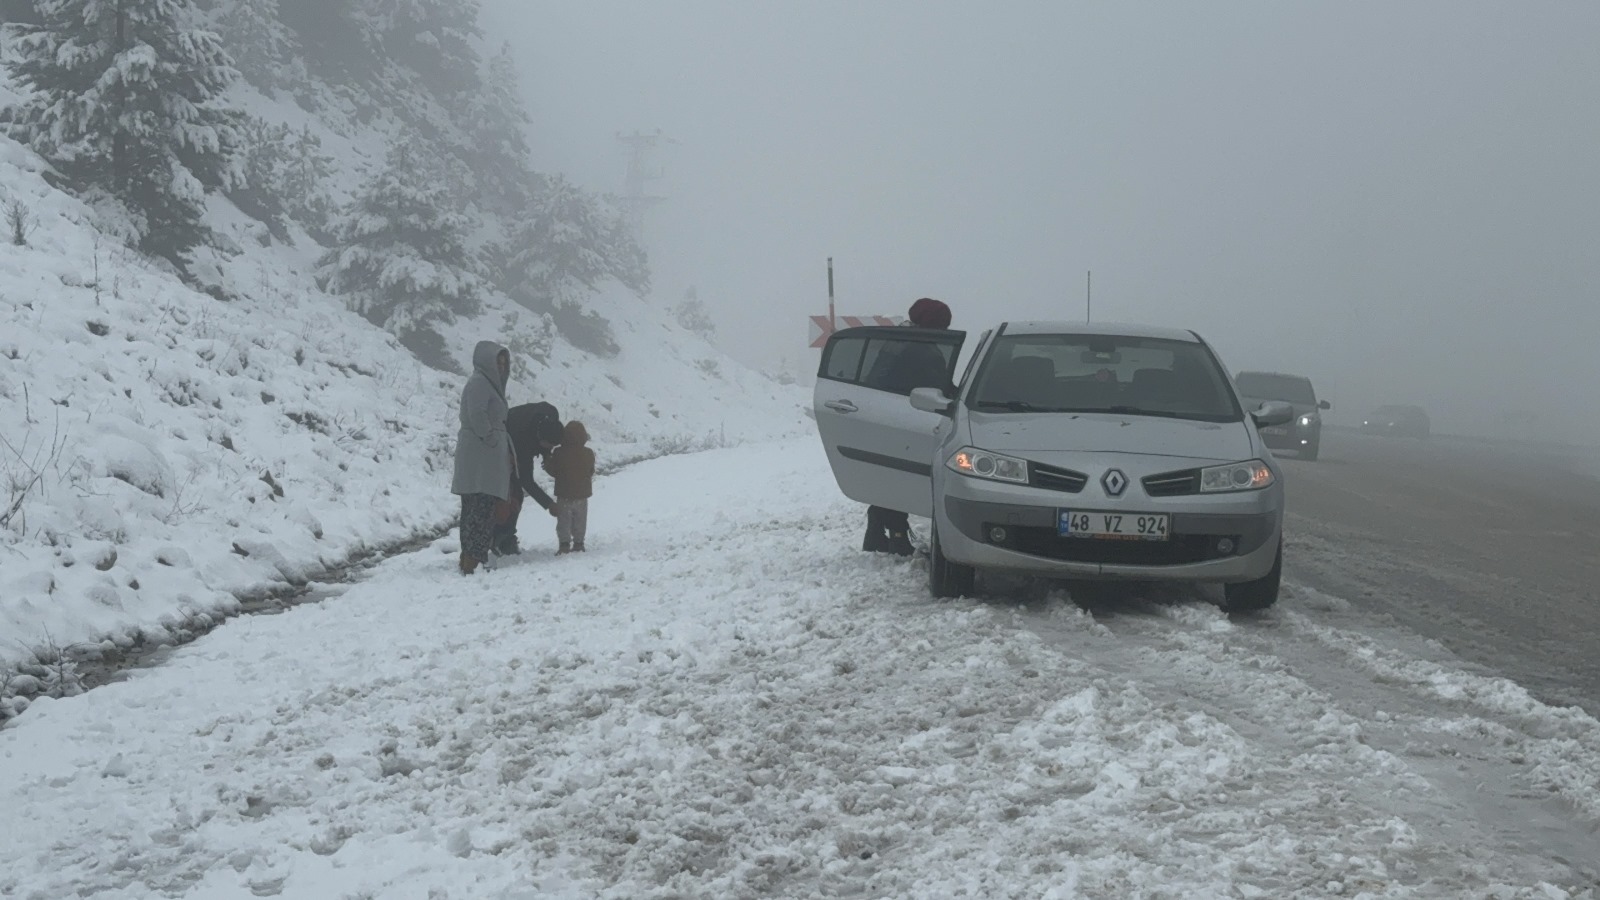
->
{"left": 451, "top": 340, "right": 513, "bottom": 574}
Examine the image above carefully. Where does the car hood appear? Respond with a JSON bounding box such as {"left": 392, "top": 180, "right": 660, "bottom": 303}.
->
{"left": 967, "top": 411, "right": 1257, "bottom": 462}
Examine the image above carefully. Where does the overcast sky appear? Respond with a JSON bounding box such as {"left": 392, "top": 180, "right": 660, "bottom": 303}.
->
{"left": 481, "top": 1, "right": 1600, "bottom": 442}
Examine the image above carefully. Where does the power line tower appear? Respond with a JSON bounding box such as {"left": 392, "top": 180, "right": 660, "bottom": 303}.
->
{"left": 616, "top": 129, "right": 674, "bottom": 246}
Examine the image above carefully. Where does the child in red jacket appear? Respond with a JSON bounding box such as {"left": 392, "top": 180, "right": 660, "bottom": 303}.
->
{"left": 543, "top": 420, "right": 595, "bottom": 553}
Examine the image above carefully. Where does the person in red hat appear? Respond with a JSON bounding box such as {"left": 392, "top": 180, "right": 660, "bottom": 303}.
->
{"left": 864, "top": 297, "right": 953, "bottom": 555}
{"left": 908, "top": 297, "right": 951, "bottom": 330}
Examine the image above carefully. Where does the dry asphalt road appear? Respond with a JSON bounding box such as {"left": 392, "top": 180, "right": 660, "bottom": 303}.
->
{"left": 1280, "top": 429, "right": 1600, "bottom": 716}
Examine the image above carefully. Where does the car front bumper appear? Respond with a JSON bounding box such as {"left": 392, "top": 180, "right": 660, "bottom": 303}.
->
{"left": 936, "top": 478, "right": 1282, "bottom": 584}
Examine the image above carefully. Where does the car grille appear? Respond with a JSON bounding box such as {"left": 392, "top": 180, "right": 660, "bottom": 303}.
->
{"left": 1142, "top": 469, "right": 1200, "bottom": 497}
{"left": 1029, "top": 462, "right": 1088, "bottom": 494}
{"left": 1001, "top": 526, "right": 1235, "bottom": 565}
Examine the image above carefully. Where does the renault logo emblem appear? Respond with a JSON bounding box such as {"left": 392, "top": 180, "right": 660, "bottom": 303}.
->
{"left": 1102, "top": 469, "right": 1128, "bottom": 497}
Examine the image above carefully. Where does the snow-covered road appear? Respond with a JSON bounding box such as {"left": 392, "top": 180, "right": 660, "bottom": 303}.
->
{"left": 2, "top": 439, "right": 1598, "bottom": 899}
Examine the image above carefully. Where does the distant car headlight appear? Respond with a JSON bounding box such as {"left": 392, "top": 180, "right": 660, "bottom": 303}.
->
{"left": 1298, "top": 415, "right": 1315, "bottom": 427}
{"left": 948, "top": 447, "right": 1029, "bottom": 484}
{"left": 1200, "top": 459, "right": 1275, "bottom": 493}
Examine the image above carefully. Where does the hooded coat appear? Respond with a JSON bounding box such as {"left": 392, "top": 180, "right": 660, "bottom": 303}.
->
{"left": 543, "top": 420, "right": 595, "bottom": 501}
{"left": 451, "top": 341, "right": 513, "bottom": 500}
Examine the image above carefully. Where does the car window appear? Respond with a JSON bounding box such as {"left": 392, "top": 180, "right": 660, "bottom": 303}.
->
{"left": 968, "top": 334, "right": 1242, "bottom": 422}
{"left": 859, "top": 339, "right": 957, "bottom": 395}
{"left": 821, "top": 336, "right": 868, "bottom": 382}
{"left": 819, "top": 332, "right": 959, "bottom": 396}
{"left": 1235, "top": 372, "right": 1316, "bottom": 405}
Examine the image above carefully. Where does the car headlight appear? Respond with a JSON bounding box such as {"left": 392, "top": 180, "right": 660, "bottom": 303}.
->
{"left": 1298, "top": 415, "right": 1314, "bottom": 427}
{"left": 1200, "top": 459, "right": 1275, "bottom": 493}
{"left": 947, "top": 446, "right": 1028, "bottom": 483}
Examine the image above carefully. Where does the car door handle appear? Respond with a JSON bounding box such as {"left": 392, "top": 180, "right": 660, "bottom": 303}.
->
{"left": 824, "top": 400, "right": 859, "bottom": 413}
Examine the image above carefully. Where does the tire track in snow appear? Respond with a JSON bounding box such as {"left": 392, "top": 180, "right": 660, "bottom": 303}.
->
{"left": 1015, "top": 580, "right": 1600, "bottom": 894}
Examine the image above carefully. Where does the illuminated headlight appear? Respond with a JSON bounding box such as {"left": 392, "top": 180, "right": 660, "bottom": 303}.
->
{"left": 948, "top": 447, "right": 1028, "bottom": 484}
{"left": 1298, "top": 415, "right": 1314, "bottom": 427}
{"left": 1200, "top": 459, "right": 1275, "bottom": 493}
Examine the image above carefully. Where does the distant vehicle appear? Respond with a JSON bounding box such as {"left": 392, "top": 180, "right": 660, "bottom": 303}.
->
{"left": 1233, "top": 371, "right": 1331, "bottom": 461}
{"left": 1362, "top": 405, "right": 1431, "bottom": 439}
{"left": 813, "top": 321, "right": 1294, "bottom": 611}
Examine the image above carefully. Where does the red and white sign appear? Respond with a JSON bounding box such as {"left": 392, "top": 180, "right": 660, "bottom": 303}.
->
{"left": 808, "top": 315, "right": 906, "bottom": 348}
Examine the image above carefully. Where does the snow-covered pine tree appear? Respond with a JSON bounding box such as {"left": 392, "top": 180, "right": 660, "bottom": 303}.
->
{"left": 503, "top": 177, "right": 633, "bottom": 357}
{"left": 210, "top": 0, "right": 303, "bottom": 92}
{"left": 318, "top": 139, "right": 482, "bottom": 368}
{"left": 281, "top": 124, "right": 335, "bottom": 237}
{"left": 358, "top": 0, "right": 482, "bottom": 98}
{"left": 603, "top": 205, "right": 651, "bottom": 297}
{"left": 223, "top": 119, "right": 336, "bottom": 243}
{"left": 3, "top": 0, "right": 241, "bottom": 262}
{"left": 504, "top": 175, "right": 611, "bottom": 312}
{"left": 676, "top": 285, "right": 716, "bottom": 340}
{"left": 277, "top": 0, "right": 372, "bottom": 83}
{"left": 454, "top": 43, "right": 534, "bottom": 213}
{"left": 230, "top": 117, "right": 294, "bottom": 239}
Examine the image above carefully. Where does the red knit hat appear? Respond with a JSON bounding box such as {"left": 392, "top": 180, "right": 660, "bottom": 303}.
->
{"left": 908, "top": 297, "right": 951, "bottom": 329}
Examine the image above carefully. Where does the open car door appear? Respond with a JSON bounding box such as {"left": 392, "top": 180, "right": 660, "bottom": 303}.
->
{"left": 813, "top": 326, "right": 967, "bottom": 517}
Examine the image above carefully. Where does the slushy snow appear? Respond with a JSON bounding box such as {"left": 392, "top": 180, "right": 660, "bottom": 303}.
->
{"left": 3, "top": 440, "right": 1597, "bottom": 898}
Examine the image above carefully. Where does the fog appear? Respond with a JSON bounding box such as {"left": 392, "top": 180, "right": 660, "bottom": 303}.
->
{"left": 482, "top": 1, "right": 1600, "bottom": 446}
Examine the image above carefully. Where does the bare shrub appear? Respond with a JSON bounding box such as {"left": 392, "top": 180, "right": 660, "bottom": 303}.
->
{"left": 158, "top": 463, "right": 209, "bottom": 525}
{"left": 1, "top": 405, "right": 67, "bottom": 532}
{"left": 6, "top": 197, "right": 37, "bottom": 246}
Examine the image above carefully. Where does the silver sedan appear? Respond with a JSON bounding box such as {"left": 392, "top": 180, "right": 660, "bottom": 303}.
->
{"left": 813, "top": 321, "right": 1294, "bottom": 609}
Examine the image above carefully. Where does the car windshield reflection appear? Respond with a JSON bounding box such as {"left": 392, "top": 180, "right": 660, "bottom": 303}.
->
{"left": 968, "top": 334, "right": 1243, "bottom": 423}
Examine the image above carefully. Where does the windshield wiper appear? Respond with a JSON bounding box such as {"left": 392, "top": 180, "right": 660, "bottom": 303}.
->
{"left": 974, "top": 400, "right": 1047, "bottom": 412}
{"left": 1103, "top": 406, "right": 1214, "bottom": 421}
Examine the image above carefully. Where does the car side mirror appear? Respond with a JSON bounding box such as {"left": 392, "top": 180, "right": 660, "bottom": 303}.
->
{"left": 910, "top": 387, "right": 954, "bottom": 416}
{"left": 1252, "top": 400, "right": 1295, "bottom": 428}
{"left": 1319, "top": 400, "right": 1332, "bottom": 411}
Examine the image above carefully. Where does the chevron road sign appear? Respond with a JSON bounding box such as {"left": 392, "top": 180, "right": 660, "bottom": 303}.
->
{"left": 808, "top": 315, "right": 906, "bottom": 348}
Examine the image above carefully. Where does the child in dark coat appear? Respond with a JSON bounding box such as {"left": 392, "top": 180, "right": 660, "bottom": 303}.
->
{"left": 543, "top": 420, "right": 595, "bottom": 553}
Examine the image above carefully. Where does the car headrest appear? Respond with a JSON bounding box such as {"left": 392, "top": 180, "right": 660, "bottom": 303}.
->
{"left": 1006, "top": 355, "right": 1056, "bottom": 385}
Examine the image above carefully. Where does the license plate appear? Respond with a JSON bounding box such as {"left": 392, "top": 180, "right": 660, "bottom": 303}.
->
{"left": 1059, "top": 510, "right": 1170, "bottom": 541}
{"left": 1262, "top": 426, "right": 1289, "bottom": 436}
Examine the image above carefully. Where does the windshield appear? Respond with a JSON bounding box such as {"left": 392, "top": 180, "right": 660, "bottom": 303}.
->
{"left": 967, "top": 334, "right": 1242, "bottom": 422}
{"left": 1234, "top": 372, "right": 1316, "bottom": 406}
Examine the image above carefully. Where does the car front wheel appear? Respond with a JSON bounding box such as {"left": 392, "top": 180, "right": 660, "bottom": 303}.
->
{"left": 929, "top": 521, "right": 976, "bottom": 599}
{"left": 1224, "top": 541, "right": 1281, "bottom": 612}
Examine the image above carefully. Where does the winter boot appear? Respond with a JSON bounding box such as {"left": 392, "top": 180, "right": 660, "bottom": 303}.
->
{"left": 459, "top": 552, "right": 479, "bottom": 575}
{"left": 557, "top": 542, "right": 572, "bottom": 555}
{"left": 886, "top": 531, "right": 915, "bottom": 557}
{"left": 494, "top": 533, "right": 521, "bottom": 556}
{"left": 863, "top": 525, "right": 889, "bottom": 553}
{"left": 574, "top": 542, "right": 586, "bottom": 553}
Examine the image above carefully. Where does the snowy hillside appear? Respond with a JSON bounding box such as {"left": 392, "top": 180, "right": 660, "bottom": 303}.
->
{"left": 0, "top": 90, "right": 807, "bottom": 698}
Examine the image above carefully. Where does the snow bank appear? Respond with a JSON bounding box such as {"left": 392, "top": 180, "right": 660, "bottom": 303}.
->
{"left": 0, "top": 123, "right": 805, "bottom": 687}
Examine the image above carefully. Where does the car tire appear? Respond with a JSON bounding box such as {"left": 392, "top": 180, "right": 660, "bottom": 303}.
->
{"left": 1224, "top": 540, "right": 1281, "bottom": 612}
{"left": 1300, "top": 441, "right": 1319, "bottom": 462}
{"left": 929, "top": 521, "right": 975, "bottom": 599}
